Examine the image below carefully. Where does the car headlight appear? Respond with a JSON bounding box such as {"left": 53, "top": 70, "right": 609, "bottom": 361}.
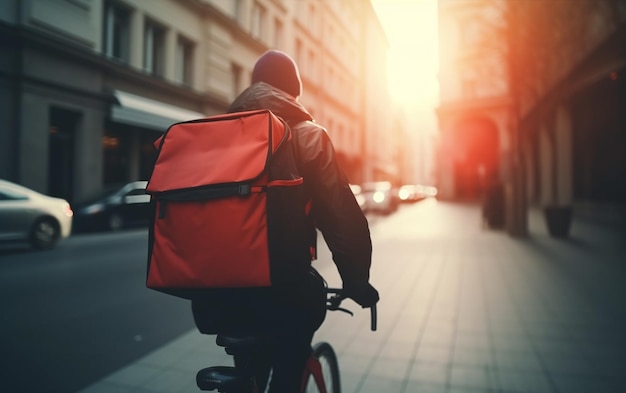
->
{"left": 82, "top": 203, "right": 105, "bottom": 215}
{"left": 373, "top": 191, "right": 386, "bottom": 203}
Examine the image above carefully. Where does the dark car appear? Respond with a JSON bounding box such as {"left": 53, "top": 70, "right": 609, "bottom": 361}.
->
{"left": 73, "top": 181, "right": 150, "bottom": 232}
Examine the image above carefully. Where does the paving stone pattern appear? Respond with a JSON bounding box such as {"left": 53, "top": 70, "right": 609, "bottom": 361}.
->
{"left": 79, "top": 200, "right": 626, "bottom": 393}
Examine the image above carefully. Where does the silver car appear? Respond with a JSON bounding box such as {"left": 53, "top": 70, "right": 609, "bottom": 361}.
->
{"left": 0, "top": 179, "right": 73, "bottom": 250}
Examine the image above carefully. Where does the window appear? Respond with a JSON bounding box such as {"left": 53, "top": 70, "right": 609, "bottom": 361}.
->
{"left": 295, "top": 39, "right": 303, "bottom": 67}
{"left": 251, "top": 2, "right": 265, "bottom": 40}
{"left": 462, "top": 76, "right": 477, "bottom": 98}
{"left": 176, "top": 37, "right": 194, "bottom": 86}
{"left": 103, "top": 129, "right": 129, "bottom": 185}
{"left": 0, "top": 189, "right": 28, "bottom": 201}
{"left": 144, "top": 20, "right": 166, "bottom": 77}
{"left": 309, "top": 3, "right": 317, "bottom": 35}
{"left": 307, "top": 49, "right": 315, "bottom": 79}
{"left": 273, "top": 17, "right": 283, "bottom": 48}
{"left": 327, "top": 66, "right": 334, "bottom": 90}
{"left": 104, "top": 1, "right": 130, "bottom": 62}
{"left": 234, "top": 0, "right": 243, "bottom": 22}
{"left": 338, "top": 124, "right": 344, "bottom": 149}
{"left": 460, "top": 18, "right": 481, "bottom": 46}
{"left": 232, "top": 63, "right": 242, "bottom": 97}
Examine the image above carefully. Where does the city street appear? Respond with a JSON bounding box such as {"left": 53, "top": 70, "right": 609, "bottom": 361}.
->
{"left": 2, "top": 1, "right": 623, "bottom": 393}
{"left": 0, "top": 230, "right": 195, "bottom": 393}
{"left": 79, "top": 199, "right": 625, "bottom": 393}
{"left": 2, "top": 199, "right": 626, "bottom": 393}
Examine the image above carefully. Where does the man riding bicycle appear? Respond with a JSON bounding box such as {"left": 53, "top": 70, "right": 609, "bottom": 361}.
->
{"left": 191, "top": 50, "right": 379, "bottom": 392}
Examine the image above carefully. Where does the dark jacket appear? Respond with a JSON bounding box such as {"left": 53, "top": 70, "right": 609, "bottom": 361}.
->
{"left": 228, "top": 82, "right": 373, "bottom": 290}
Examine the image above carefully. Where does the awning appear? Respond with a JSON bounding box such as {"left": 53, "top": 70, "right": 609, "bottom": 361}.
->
{"left": 111, "top": 90, "right": 205, "bottom": 131}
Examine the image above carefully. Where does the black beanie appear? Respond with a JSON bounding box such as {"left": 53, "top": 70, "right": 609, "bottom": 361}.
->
{"left": 251, "top": 50, "right": 302, "bottom": 98}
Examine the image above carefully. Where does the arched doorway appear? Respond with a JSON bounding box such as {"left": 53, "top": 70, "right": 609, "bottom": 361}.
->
{"left": 450, "top": 117, "right": 500, "bottom": 200}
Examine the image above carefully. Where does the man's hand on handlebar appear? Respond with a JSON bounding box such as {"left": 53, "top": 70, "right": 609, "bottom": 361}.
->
{"left": 326, "top": 287, "right": 378, "bottom": 331}
{"left": 342, "top": 282, "right": 379, "bottom": 309}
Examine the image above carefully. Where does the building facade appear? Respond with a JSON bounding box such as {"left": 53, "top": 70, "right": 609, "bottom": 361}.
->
{"left": 1, "top": 0, "right": 403, "bottom": 205}
{"left": 436, "top": 0, "right": 510, "bottom": 201}
{"left": 436, "top": 0, "right": 626, "bottom": 233}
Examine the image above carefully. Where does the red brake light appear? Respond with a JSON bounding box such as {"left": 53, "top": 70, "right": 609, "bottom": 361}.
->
{"left": 64, "top": 204, "right": 74, "bottom": 217}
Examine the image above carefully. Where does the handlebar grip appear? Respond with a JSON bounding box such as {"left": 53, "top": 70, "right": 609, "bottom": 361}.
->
{"left": 370, "top": 305, "right": 377, "bottom": 332}
{"left": 327, "top": 288, "right": 377, "bottom": 331}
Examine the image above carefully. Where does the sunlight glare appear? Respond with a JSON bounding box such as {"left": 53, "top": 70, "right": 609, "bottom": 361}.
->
{"left": 372, "top": 0, "right": 440, "bottom": 109}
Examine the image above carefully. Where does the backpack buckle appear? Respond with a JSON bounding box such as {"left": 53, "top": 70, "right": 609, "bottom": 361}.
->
{"left": 237, "top": 184, "right": 251, "bottom": 196}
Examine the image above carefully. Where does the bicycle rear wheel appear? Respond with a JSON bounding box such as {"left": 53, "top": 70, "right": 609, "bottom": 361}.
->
{"left": 302, "top": 342, "right": 341, "bottom": 393}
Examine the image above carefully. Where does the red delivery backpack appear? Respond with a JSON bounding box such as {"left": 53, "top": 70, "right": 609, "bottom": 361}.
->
{"left": 145, "top": 109, "right": 316, "bottom": 299}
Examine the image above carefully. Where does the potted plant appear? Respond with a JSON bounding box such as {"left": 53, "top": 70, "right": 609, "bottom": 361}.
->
{"left": 543, "top": 153, "right": 573, "bottom": 238}
{"left": 544, "top": 204, "right": 573, "bottom": 238}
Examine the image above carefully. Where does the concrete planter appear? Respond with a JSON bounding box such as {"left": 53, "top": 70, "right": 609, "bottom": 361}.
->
{"left": 482, "top": 182, "right": 505, "bottom": 229}
{"left": 544, "top": 205, "right": 573, "bottom": 238}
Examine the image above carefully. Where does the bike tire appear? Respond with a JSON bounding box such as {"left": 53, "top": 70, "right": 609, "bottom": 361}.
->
{"left": 302, "top": 342, "right": 341, "bottom": 393}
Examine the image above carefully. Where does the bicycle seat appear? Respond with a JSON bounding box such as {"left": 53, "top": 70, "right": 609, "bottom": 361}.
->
{"left": 196, "top": 366, "right": 251, "bottom": 391}
{"left": 216, "top": 335, "right": 259, "bottom": 356}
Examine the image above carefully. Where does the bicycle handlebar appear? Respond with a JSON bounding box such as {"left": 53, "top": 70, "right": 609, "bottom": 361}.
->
{"left": 326, "top": 288, "right": 377, "bottom": 332}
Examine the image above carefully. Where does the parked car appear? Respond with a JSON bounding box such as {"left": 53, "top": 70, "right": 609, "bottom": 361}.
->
{"left": 419, "top": 185, "right": 438, "bottom": 198}
{"left": 361, "top": 181, "right": 399, "bottom": 215}
{"left": 398, "top": 184, "right": 432, "bottom": 203}
{"left": 397, "top": 185, "right": 422, "bottom": 203}
{"left": 0, "top": 179, "right": 73, "bottom": 250}
{"left": 397, "top": 184, "right": 439, "bottom": 203}
{"left": 73, "top": 181, "right": 150, "bottom": 232}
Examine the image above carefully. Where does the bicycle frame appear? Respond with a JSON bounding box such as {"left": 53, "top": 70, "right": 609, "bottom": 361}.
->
{"left": 301, "top": 355, "right": 327, "bottom": 393}
{"left": 196, "top": 288, "right": 377, "bottom": 393}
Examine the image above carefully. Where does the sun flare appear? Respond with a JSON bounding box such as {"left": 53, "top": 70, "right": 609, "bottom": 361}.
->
{"left": 372, "top": 0, "right": 440, "bottom": 108}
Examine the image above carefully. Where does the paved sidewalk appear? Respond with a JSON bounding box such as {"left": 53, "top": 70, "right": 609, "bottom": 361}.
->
{"left": 79, "top": 200, "right": 626, "bottom": 393}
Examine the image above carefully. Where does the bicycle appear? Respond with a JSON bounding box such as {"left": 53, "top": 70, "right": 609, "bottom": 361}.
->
{"left": 195, "top": 288, "right": 377, "bottom": 393}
